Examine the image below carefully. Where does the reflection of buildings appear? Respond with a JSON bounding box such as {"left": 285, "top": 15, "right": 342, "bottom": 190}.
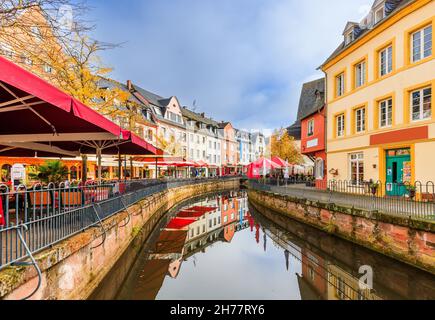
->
{"left": 250, "top": 207, "right": 383, "bottom": 301}
{"left": 297, "top": 249, "right": 328, "bottom": 300}
{"left": 130, "top": 192, "right": 251, "bottom": 300}
{"left": 327, "top": 264, "right": 381, "bottom": 301}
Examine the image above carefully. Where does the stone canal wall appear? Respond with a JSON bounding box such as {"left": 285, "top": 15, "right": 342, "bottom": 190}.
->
{"left": 0, "top": 178, "right": 239, "bottom": 300}
{"left": 248, "top": 189, "right": 435, "bottom": 275}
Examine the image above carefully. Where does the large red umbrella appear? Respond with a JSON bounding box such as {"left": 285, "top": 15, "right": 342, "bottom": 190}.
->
{"left": 271, "top": 156, "right": 291, "bottom": 168}
{"left": 0, "top": 57, "right": 158, "bottom": 180}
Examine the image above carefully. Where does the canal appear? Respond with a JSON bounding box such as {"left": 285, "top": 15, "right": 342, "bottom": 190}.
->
{"left": 90, "top": 189, "right": 435, "bottom": 300}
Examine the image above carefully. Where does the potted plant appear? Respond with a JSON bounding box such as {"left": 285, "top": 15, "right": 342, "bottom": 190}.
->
{"left": 369, "top": 181, "right": 380, "bottom": 196}
{"left": 406, "top": 185, "right": 417, "bottom": 200}
{"left": 29, "top": 160, "right": 69, "bottom": 187}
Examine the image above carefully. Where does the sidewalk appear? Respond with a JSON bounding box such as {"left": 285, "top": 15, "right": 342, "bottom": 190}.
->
{"left": 250, "top": 181, "right": 435, "bottom": 221}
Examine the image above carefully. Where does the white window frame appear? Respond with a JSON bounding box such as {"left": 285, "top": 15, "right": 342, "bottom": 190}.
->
{"left": 374, "top": 7, "right": 385, "bottom": 24}
{"left": 336, "top": 73, "right": 345, "bottom": 97}
{"left": 307, "top": 119, "right": 315, "bottom": 137}
{"left": 355, "top": 107, "right": 366, "bottom": 133}
{"left": 355, "top": 61, "right": 366, "bottom": 88}
{"left": 336, "top": 114, "right": 345, "bottom": 137}
{"left": 379, "top": 98, "right": 393, "bottom": 128}
{"left": 379, "top": 46, "right": 393, "bottom": 77}
{"left": 411, "top": 25, "right": 432, "bottom": 63}
{"left": 315, "top": 159, "right": 324, "bottom": 180}
{"left": 349, "top": 153, "right": 364, "bottom": 185}
{"left": 411, "top": 87, "right": 432, "bottom": 122}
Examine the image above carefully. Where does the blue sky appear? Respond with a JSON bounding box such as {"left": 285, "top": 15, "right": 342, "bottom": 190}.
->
{"left": 87, "top": 0, "right": 373, "bottom": 132}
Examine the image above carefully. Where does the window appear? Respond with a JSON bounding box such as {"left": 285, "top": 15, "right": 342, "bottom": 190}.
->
{"left": 315, "top": 159, "right": 324, "bottom": 180}
{"left": 345, "top": 31, "right": 354, "bottom": 45}
{"left": 374, "top": 7, "right": 385, "bottom": 24}
{"left": 43, "top": 64, "right": 52, "bottom": 74}
{"left": 350, "top": 153, "right": 364, "bottom": 184}
{"left": 31, "top": 26, "right": 42, "bottom": 41}
{"left": 336, "top": 73, "right": 345, "bottom": 97}
{"left": 308, "top": 267, "right": 315, "bottom": 282}
{"left": 224, "top": 216, "right": 228, "bottom": 224}
{"left": 307, "top": 119, "right": 315, "bottom": 137}
{"left": 411, "top": 87, "right": 432, "bottom": 122}
{"left": 336, "top": 277, "right": 347, "bottom": 300}
{"left": 379, "top": 98, "right": 393, "bottom": 128}
{"left": 355, "top": 107, "right": 366, "bottom": 133}
{"left": 411, "top": 25, "right": 432, "bottom": 63}
{"left": 379, "top": 45, "right": 393, "bottom": 77}
{"left": 0, "top": 43, "right": 14, "bottom": 59}
{"left": 336, "top": 114, "right": 345, "bottom": 138}
{"left": 354, "top": 61, "right": 366, "bottom": 88}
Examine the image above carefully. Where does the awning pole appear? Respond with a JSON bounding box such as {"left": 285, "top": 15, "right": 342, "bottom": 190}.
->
{"left": 124, "top": 156, "right": 127, "bottom": 181}
{"left": 118, "top": 152, "right": 122, "bottom": 182}
{"left": 155, "top": 158, "right": 158, "bottom": 179}
{"left": 81, "top": 154, "right": 88, "bottom": 183}
{"left": 97, "top": 147, "right": 102, "bottom": 183}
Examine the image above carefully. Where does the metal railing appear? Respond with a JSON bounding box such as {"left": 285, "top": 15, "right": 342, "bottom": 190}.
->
{"left": 0, "top": 176, "right": 239, "bottom": 271}
{"left": 249, "top": 179, "right": 435, "bottom": 221}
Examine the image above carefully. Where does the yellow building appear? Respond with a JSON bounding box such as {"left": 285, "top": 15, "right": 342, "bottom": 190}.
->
{"left": 321, "top": 0, "right": 434, "bottom": 195}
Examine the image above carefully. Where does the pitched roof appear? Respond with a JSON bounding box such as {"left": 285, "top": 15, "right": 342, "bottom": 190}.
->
{"left": 297, "top": 78, "right": 325, "bottom": 120}
{"left": 131, "top": 84, "right": 170, "bottom": 108}
{"left": 181, "top": 107, "right": 219, "bottom": 126}
{"left": 321, "top": 0, "right": 414, "bottom": 68}
{"left": 97, "top": 78, "right": 143, "bottom": 106}
{"left": 287, "top": 78, "right": 325, "bottom": 140}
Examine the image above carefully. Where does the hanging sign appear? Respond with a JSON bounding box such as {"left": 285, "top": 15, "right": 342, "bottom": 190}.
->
{"left": 403, "top": 162, "right": 412, "bottom": 183}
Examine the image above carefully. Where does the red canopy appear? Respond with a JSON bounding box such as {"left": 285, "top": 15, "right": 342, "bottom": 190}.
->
{"left": 195, "top": 160, "right": 209, "bottom": 168}
{"left": 0, "top": 56, "right": 157, "bottom": 157}
{"left": 246, "top": 157, "right": 281, "bottom": 179}
{"left": 166, "top": 218, "right": 197, "bottom": 230}
{"left": 271, "top": 157, "right": 291, "bottom": 168}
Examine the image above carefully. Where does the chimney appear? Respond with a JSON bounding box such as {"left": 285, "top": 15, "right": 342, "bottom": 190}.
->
{"left": 127, "top": 80, "right": 132, "bottom": 91}
{"left": 201, "top": 113, "right": 205, "bottom": 117}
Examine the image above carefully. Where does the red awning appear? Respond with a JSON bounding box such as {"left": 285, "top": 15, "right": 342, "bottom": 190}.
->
{"left": 195, "top": 160, "right": 209, "bottom": 168}
{"left": 0, "top": 56, "right": 121, "bottom": 137}
{"left": 0, "top": 57, "right": 158, "bottom": 156}
{"left": 166, "top": 218, "right": 197, "bottom": 230}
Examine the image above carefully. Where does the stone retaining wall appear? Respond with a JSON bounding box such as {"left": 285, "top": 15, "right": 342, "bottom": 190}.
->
{"left": 248, "top": 189, "right": 435, "bottom": 274}
{"left": 0, "top": 179, "right": 239, "bottom": 300}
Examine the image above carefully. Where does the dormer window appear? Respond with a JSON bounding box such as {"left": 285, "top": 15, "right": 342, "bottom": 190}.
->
{"left": 345, "top": 31, "right": 354, "bottom": 45}
{"left": 374, "top": 6, "right": 385, "bottom": 24}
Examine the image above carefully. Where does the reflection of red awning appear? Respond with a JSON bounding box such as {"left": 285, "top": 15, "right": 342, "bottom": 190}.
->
{"left": 177, "top": 211, "right": 207, "bottom": 218}
{"left": 166, "top": 218, "right": 197, "bottom": 230}
{"left": 187, "top": 206, "right": 217, "bottom": 213}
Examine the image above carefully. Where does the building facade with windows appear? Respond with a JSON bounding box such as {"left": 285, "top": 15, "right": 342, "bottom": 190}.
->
{"left": 298, "top": 78, "right": 327, "bottom": 187}
{"left": 321, "top": 0, "right": 434, "bottom": 194}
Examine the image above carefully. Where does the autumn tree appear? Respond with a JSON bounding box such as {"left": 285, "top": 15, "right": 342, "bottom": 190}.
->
{"left": 156, "top": 132, "right": 184, "bottom": 157}
{"left": 0, "top": 1, "right": 131, "bottom": 120}
{"left": 270, "top": 128, "right": 303, "bottom": 164}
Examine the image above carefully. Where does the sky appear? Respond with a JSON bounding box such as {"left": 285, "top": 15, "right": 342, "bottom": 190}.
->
{"left": 86, "top": 0, "right": 373, "bottom": 133}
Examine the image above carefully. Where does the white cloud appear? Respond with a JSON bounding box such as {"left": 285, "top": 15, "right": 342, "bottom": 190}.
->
{"left": 92, "top": 0, "right": 373, "bottom": 130}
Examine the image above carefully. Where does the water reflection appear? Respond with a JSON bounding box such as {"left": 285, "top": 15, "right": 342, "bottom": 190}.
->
{"left": 115, "top": 190, "right": 435, "bottom": 300}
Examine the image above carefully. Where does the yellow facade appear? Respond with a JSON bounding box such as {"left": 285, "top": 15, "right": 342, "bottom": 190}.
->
{"left": 323, "top": 0, "right": 435, "bottom": 184}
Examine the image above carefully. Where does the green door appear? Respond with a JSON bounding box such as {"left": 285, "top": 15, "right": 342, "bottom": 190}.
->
{"left": 386, "top": 150, "right": 411, "bottom": 197}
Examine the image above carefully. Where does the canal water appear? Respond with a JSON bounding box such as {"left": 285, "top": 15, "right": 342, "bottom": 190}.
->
{"left": 92, "top": 190, "right": 435, "bottom": 300}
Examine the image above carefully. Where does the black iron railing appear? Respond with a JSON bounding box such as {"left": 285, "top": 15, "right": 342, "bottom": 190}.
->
{"left": 249, "top": 179, "right": 435, "bottom": 221}
{"left": 0, "top": 176, "right": 239, "bottom": 270}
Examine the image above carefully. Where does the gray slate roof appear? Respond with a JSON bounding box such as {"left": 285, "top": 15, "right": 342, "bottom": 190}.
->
{"left": 287, "top": 78, "right": 325, "bottom": 140}
{"left": 321, "top": 0, "right": 413, "bottom": 68}
{"left": 181, "top": 107, "right": 220, "bottom": 127}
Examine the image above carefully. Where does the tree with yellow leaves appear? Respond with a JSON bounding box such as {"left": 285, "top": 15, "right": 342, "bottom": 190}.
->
{"left": 270, "top": 128, "right": 303, "bottom": 164}
{"left": 0, "top": 3, "right": 130, "bottom": 121}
